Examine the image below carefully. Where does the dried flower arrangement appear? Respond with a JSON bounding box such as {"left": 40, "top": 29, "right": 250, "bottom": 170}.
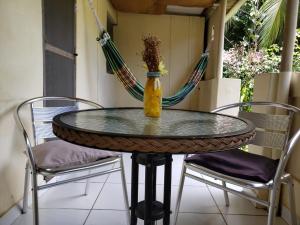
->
{"left": 142, "top": 35, "right": 168, "bottom": 76}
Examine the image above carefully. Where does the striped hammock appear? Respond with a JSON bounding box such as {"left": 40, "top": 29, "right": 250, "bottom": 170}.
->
{"left": 99, "top": 32, "right": 209, "bottom": 107}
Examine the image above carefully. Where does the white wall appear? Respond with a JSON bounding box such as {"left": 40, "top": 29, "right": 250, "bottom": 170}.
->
{"left": 113, "top": 12, "right": 205, "bottom": 109}
{"left": 76, "top": 0, "right": 119, "bottom": 107}
{"left": 206, "top": 3, "right": 224, "bottom": 80}
{"left": 0, "top": 0, "right": 43, "bottom": 216}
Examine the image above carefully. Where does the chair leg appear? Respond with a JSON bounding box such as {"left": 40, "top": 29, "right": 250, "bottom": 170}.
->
{"left": 174, "top": 164, "right": 186, "bottom": 225}
{"left": 222, "top": 181, "right": 230, "bottom": 207}
{"left": 22, "top": 161, "right": 30, "bottom": 214}
{"left": 84, "top": 170, "right": 91, "bottom": 195}
{"left": 287, "top": 177, "right": 298, "bottom": 225}
{"left": 120, "top": 155, "right": 130, "bottom": 225}
{"left": 267, "top": 188, "right": 278, "bottom": 225}
{"left": 31, "top": 171, "right": 39, "bottom": 225}
{"left": 275, "top": 185, "right": 282, "bottom": 216}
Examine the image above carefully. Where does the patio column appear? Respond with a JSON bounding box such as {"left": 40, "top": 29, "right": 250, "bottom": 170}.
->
{"left": 216, "top": 0, "right": 227, "bottom": 79}
{"left": 276, "top": 0, "right": 299, "bottom": 106}
{"left": 198, "top": 0, "right": 240, "bottom": 112}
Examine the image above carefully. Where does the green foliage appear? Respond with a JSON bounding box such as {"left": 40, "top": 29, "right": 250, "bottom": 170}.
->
{"left": 223, "top": 29, "right": 300, "bottom": 105}
{"left": 224, "top": 0, "right": 299, "bottom": 111}
{"left": 226, "top": 0, "right": 299, "bottom": 49}
{"left": 223, "top": 45, "right": 276, "bottom": 104}
{"left": 225, "top": 0, "right": 261, "bottom": 49}
{"left": 258, "top": 0, "right": 286, "bottom": 47}
{"left": 293, "top": 29, "right": 300, "bottom": 70}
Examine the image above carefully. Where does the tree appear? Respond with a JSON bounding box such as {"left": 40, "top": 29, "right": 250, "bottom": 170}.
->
{"left": 258, "top": 0, "right": 286, "bottom": 47}
{"left": 258, "top": 0, "right": 300, "bottom": 47}
{"left": 226, "top": 0, "right": 300, "bottom": 49}
{"left": 225, "top": 0, "right": 262, "bottom": 50}
{"left": 224, "top": 0, "right": 300, "bottom": 106}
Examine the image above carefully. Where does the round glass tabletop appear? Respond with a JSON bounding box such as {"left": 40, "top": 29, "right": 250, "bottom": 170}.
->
{"left": 53, "top": 108, "right": 254, "bottom": 139}
{"left": 53, "top": 108, "right": 256, "bottom": 153}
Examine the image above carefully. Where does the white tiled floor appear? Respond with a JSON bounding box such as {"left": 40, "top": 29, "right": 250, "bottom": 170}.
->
{"left": 11, "top": 153, "right": 288, "bottom": 225}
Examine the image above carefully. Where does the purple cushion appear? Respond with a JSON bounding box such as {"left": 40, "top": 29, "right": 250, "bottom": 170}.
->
{"left": 33, "top": 140, "right": 119, "bottom": 170}
{"left": 185, "top": 149, "right": 279, "bottom": 183}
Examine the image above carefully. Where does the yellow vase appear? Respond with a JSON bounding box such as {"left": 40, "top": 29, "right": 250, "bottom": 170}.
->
{"left": 144, "top": 72, "right": 162, "bottom": 118}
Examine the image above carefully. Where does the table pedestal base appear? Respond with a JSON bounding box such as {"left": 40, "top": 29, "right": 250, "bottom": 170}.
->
{"left": 130, "top": 153, "right": 172, "bottom": 225}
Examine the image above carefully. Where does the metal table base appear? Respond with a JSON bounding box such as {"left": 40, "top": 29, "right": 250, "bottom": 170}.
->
{"left": 130, "top": 153, "right": 172, "bottom": 225}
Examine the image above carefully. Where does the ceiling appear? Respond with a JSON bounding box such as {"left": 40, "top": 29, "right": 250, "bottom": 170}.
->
{"left": 109, "top": 0, "right": 215, "bottom": 15}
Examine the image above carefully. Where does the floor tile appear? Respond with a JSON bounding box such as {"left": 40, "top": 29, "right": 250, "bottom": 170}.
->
{"left": 224, "top": 215, "right": 288, "bottom": 225}
{"left": 106, "top": 163, "right": 145, "bottom": 184}
{"left": 11, "top": 153, "right": 291, "bottom": 225}
{"left": 178, "top": 186, "right": 219, "bottom": 213}
{"left": 89, "top": 165, "right": 115, "bottom": 183}
{"left": 85, "top": 210, "right": 145, "bottom": 225}
{"left": 156, "top": 160, "right": 204, "bottom": 186}
{"left": 106, "top": 153, "right": 143, "bottom": 184}
{"left": 11, "top": 209, "right": 89, "bottom": 225}
{"left": 208, "top": 186, "right": 267, "bottom": 215}
{"left": 93, "top": 183, "right": 132, "bottom": 210}
{"left": 93, "top": 183, "right": 212, "bottom": 214}
{"left": 39, "top": 183, "right": 103, "bottom": 209}
{"left": 156, "top": 155, "right": 184, "bottom": 185}
{"left": 85, "top": 210, "right": 129, "bottom": 225}
{"left": 93, "top": 182, "right": 182, "bottom": 212}
{"left": 175, "top": 213, "right": 226, "bottom": 225}
{"left": 156, "top": 185, "right": 178, "bottom": 211}
{"left": 85, "top": 210, "right": 225, "bottom": 225}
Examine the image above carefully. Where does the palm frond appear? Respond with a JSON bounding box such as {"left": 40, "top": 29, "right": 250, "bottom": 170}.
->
{"left": 258, "top": 0, "right": 286, "bottom": 47}
{"left": 225, "top": 16, "right": 235, "bottom": 33}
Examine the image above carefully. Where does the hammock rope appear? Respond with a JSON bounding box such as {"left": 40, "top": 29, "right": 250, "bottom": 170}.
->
{"left": 88, "top": 0, "right": 209, "bottom": 107}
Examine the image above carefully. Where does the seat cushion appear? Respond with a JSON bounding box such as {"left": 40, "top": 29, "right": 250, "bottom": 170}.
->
{"left": 185, "top": 149, "right": 279, "bottom": 183}
{"left": 33, "top": 140, "right": 119, "bottom": 170}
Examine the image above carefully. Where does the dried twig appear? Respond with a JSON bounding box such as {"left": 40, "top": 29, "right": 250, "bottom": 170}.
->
{"left": 142, "top": 35, "right": 161, "bottom": 72}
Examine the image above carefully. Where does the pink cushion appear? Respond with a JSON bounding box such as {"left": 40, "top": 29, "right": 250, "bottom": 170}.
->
{"left": 33, "top": 140, "right": 119, "bottom": 170}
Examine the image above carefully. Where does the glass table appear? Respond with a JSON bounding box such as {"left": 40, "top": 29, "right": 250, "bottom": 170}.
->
{"left": 53, "top": 108, "right": 255, "bottom": 225}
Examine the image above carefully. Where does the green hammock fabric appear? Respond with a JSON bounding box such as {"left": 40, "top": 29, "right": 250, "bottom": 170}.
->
{"left": 99, "top": 32, "right": 209, "bottom": 107}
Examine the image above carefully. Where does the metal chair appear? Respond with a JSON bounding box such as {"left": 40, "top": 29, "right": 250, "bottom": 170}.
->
{"left": 174, "top": 102, "right": 300, "bottom": 225}
{"left": 15, "top": 96, "right": 130, "bottom": 225}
